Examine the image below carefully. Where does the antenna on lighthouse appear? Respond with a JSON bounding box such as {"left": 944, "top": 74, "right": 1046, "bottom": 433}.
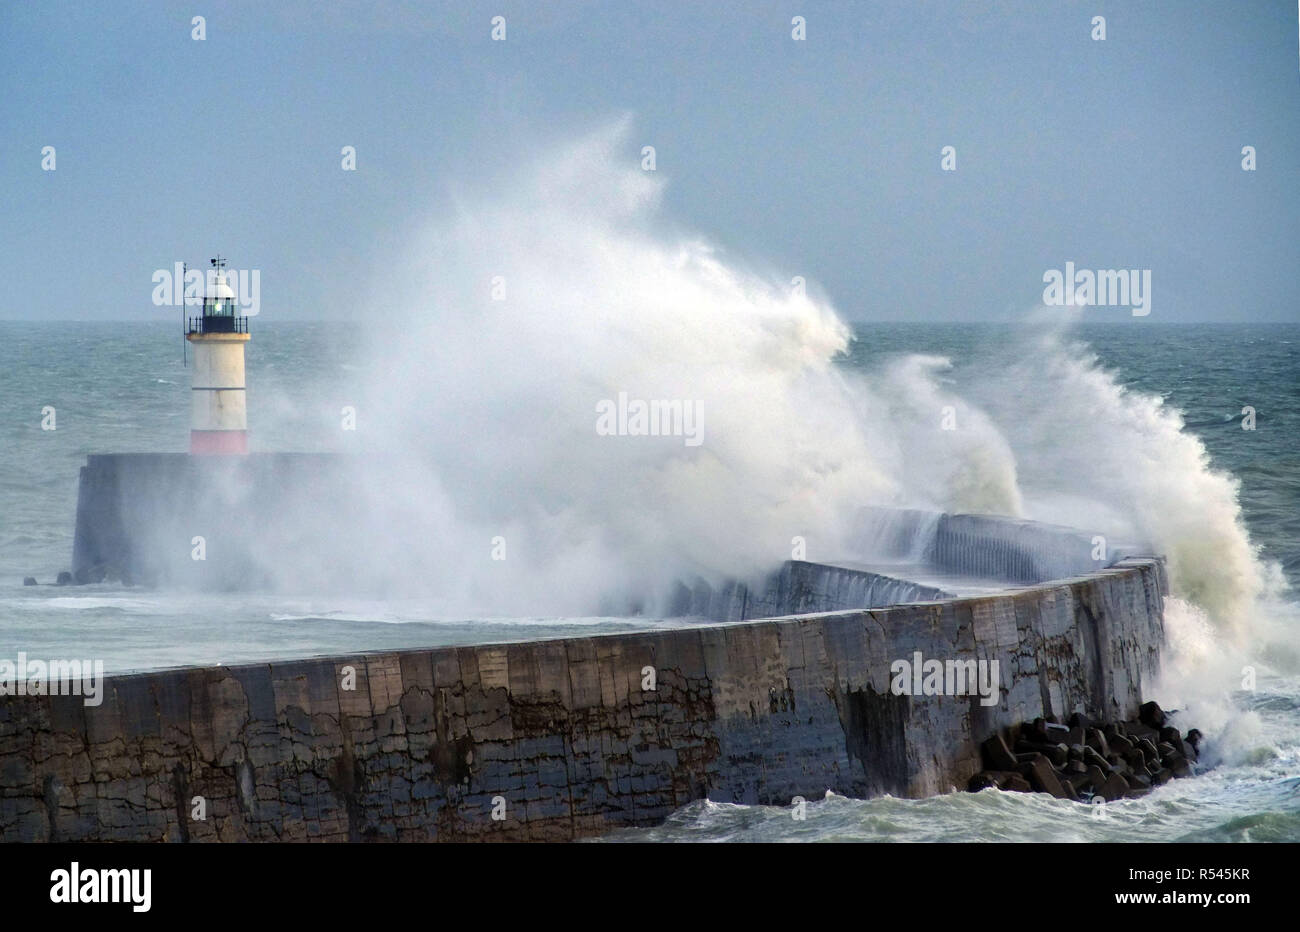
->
{"left": 209, "top": 256, "right": 227, "bottom": 302}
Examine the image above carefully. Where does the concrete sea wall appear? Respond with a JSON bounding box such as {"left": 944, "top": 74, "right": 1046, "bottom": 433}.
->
{"left": 0, "top": 556, "right": 1166, "bottom": 842}
{"left": 72, "top": 453, "right": 352, "bottom": 587}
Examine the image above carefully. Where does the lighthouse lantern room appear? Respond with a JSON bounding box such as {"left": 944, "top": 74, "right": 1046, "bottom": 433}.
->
{"left": 185, "top": 256, "right": 249, "bottom": 455}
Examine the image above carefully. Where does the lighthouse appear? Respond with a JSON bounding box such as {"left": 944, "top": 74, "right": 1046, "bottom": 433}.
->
{"left": 185, "top": 256, "right": 249, "bottom": 454}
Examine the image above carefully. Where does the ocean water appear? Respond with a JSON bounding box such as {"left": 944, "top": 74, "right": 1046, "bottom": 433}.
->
{"left": 1, "top": 319, "right": 1297, "bottom": 842}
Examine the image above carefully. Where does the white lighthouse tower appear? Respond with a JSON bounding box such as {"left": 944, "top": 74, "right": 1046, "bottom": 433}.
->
{"left": 185, "top": 256, "right": 249, "bottom": 454}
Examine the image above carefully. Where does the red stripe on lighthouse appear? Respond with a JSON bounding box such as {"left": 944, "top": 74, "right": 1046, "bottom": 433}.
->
{"left": 190, "top": 430, "right": 248, "bottom": 455}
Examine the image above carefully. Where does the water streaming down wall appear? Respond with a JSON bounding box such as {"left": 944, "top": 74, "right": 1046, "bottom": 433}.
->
{"left": 852, "top": 506, "right": 1145, "bottom": 583}
{"left": 669, "top": 508, "right": 1147, "bottom": 622}
{"left": 924, "top": 513, "right": 1142, "bottom": 583}
{"left": 673, "top": 561, "right": 953, "bottom": 621}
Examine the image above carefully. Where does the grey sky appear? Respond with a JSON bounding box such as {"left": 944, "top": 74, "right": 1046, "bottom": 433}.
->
{"left": 2, "top": 0, "right": 1297, "bottom": 322}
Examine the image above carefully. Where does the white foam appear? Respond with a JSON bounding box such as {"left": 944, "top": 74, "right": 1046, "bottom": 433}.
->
{"left": 235, "top": 117, "right": 1287, "bottom": 652}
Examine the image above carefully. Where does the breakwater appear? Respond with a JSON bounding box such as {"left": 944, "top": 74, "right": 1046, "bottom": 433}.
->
{"left": 0, "top": 551, "right": 1165, "bottom": 842}
{"left": 71, "top": 453, "right": 348, "bottom": 587}
{"left": 970, "top": 704, "right": 1200, "bottom": 801}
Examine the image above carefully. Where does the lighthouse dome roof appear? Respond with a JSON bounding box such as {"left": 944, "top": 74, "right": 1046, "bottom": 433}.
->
{"left": 206, "top": 274, "right": 236, "bottom": 300}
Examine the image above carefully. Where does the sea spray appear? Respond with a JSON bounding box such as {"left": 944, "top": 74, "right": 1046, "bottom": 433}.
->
{"left": 331, "top": 121, "right": 1051, "bottom": 613}
{"left": 239, "top": 117, "right": 1279, "bottom": 644}
{"left": 918, "top": 310, "right": 1274, "bottom": 639}
{"left": 317, "top": 119, "right": 907, "bottom": 613}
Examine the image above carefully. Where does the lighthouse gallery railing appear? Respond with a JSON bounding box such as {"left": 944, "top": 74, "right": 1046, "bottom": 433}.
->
{"left": 187, "top": 316, "right": 248, "bottom": 335}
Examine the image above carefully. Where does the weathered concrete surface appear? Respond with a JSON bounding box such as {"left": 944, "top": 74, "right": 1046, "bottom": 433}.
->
{"left": 0, "top": 557, "right": 1166, "bottom": 842}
